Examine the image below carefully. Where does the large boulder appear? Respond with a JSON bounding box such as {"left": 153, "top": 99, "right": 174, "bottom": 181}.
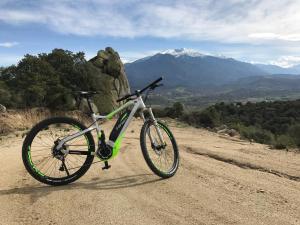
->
{"left": 0, "top": 104, "right": 6, "bottom": 113}
{"left": 89, "top": 47, "right": 130, "bottom": 113}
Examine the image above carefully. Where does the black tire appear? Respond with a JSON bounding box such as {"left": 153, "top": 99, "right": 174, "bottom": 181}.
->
{"left": 22, "top": 117, "right": 95, "bottom": 186}
{"left": 140, "top": 120, "right": 179, "bottom": 178}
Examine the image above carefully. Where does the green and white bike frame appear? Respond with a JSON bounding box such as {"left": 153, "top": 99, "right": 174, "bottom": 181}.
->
{"left": 56, "top": 95, "right": 165, "bottom": 159}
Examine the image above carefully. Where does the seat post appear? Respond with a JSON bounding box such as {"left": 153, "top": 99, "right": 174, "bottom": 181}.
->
{"left": 86, "top": 97, "right": 94, "bottom": 114}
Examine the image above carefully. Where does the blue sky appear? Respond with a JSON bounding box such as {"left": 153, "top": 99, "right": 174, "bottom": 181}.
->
{"left": 1, "top": 0, "right": 300, "bottom": 67}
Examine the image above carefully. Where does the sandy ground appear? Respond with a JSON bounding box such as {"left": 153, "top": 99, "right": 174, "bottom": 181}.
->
{"left": 0, "top": 118, "right": 299, "bottom": 225}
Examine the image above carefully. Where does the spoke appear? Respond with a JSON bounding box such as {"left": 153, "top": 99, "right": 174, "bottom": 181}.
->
{"left": 33, "top": 140, "right": 52, "bottom": 148}
{"left": 66, "top": 160, "right": 76, "bottom": 171}
{"left": 30, "top": 146, "right": 52, "bottom": 149}
{"left": 42, "top": 158, "right": 56, "bottom": 175}
{"left": 33, "top": 155, "right": 52, "bottom": 166}
{"left": 42, "top": 134, "right": 55, "bottom": 146}
{"left": 68, "top": 155, "right": 84, "bottom": 165}
{"left": 62, "top": 160, "right": 70, "bottom": 176}
{"left": 48, "top": 129, "right": 57, "bottom": 141}
{"left": 69, "top": 154, "right": 85, "bottom": 163}
{"left": 33, "top": 139, "right": 52, "bottom": 147}
{"left": 31, "top": 153, "right": 52, "bottom": 158}
{"left": 49, "top": 162, "right": 56, "bottom": 177}
{"left": 35, "top": 155, "right": 53, "bottom": 170}
{"left": 66, "top": 157, "right": 78, "bottom": 168}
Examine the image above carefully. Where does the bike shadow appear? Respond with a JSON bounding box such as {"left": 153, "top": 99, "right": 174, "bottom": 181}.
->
{"left": 0, "top": 174, "right": 163, "bottom": 203}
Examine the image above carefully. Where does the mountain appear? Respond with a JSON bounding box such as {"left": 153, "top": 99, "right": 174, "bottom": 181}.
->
{"left": 255, "top": 64, "right": 300, "bottom": 75}
{"left": 125, "top": 48, "right": 268, "bottom": 89}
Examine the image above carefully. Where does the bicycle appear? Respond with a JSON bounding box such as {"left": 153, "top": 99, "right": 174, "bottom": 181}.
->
{"left": 22, "top": 77, "right": 179, "bottom": 186}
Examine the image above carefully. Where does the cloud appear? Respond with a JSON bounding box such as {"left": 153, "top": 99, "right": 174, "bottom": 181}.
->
{"left": 0, "top": 0, "right": 300, "bottom": 45}
{"left": 269, "top": 56, "right": 300, "bottom": 68}
{"left": 119, "top": 50, "right": 161, "bottom": 63}
{"left": 0, "top": 42, "right": 19, "bottom": 48}
{"left": 249, "top": 33, "right": 300, "bottom": 42}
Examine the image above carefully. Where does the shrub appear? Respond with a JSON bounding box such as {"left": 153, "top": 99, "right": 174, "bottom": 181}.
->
{"left": 288, "top": 124, "right": 300, "bottom": 147}
{"left": 234, "top": 124, "right": 275, "bottom": 144}
{"left": 165, "top": 102, "right": 184, "bottom": 118}
{"left": 273, "top": 135, "right": 295, "bottom": 149}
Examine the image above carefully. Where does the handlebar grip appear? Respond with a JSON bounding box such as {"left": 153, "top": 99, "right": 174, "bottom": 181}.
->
{"left": 150, "top": 77, "right": 163, "bottom": 86}
{"left": 117, "top": 77, "right": 163, "bottom": 102}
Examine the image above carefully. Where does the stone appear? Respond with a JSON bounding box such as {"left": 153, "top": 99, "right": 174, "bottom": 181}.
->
{"left": 228, "top": 129, "right": 238, "bottom": 137}
{"left": 0, "top": 104, "right": 6, "bottom": 113}
{"left": 89, "top": 47, "right": 131, "bottom": 113}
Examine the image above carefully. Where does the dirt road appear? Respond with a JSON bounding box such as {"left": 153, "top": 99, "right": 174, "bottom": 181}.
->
{"left": 0, "top": 119, "right": 299, "bottom": 225}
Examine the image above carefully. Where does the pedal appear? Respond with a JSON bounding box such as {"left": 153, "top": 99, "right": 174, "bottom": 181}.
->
{"left": 102, "top": 161, "right": 111, "bottom": 170}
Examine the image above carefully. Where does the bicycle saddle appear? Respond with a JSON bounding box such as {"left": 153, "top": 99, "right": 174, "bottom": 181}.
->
{"left": 77, "top": 91, "right": 98, "bottom": 98}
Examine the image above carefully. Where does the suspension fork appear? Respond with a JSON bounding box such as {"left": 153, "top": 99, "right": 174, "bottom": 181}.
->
{"left": 140, "top": 108, "right": 165, "bottom": 145}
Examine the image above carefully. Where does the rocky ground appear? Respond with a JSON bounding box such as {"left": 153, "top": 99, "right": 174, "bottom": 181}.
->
{"left": 0, "top": 118, "right": 299, "bottom": 225}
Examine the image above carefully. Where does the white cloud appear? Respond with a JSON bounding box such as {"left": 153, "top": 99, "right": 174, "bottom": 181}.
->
{"left": 269, "top": 56, "right": 300, "bottom": 68}
{"left": 0, "top": 0, "right": 300, "bottom": 44}
{"left": 119, "top": 50, "right": 161, "bottom": 63}
{"left": 0, "top": 42, "right": 19, "bottom": 48}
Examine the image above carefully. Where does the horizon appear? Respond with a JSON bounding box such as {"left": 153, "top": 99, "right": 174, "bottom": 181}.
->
{"left": 1, "top": 0, "right": 300, "bottom": 67}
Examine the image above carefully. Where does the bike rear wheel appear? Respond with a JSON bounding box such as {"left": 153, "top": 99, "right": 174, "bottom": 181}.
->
{"left": 22, "top": 117, "right": 95, "bottom": 186}
{"left": 140, "top": 120, "right": 179, "bottom": 178}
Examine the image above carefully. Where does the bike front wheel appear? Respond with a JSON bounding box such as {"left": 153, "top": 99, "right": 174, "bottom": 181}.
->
{"left": 22, "top": 117, "right": 95, "bottom": 186}
{"left": 140, "top": 120, "right": 179, "bottom": 178}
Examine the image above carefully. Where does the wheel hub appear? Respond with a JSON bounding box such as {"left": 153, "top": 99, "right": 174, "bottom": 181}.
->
{"left": 52, "top": 140, "right": 66, "bottom": 160}
{"left": 152, "top": 143, "right": 167, "bottom": 155}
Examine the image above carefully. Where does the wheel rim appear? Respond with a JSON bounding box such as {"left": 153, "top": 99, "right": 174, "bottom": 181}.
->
{"left": 27, "top": 122, "right": 91, "bottom": 180}
{"left": 145, "top": 123, "right": 177, "bottom": 174}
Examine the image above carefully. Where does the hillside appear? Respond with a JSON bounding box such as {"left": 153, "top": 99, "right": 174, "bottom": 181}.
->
{"left": 0, "top": 118, "right": 299, "bottom": 225}
{"left": 125, "top": 48, "right": 268, "bottom": 88}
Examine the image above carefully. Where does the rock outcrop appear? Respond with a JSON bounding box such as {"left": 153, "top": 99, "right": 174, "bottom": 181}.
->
{"left": 88, "top": 47, "right": 130, "bottom": 113}
{"left": 0, "top": 104, "right": 6, "bottom": 113}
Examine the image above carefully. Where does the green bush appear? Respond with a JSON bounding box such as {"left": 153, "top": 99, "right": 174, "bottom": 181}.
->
{"left": 288, "top": 124, "right": 300, "bottom": 147}
{"left": 273, "top": 135, "right": 295, "bottom": 149}
{"left": 164, "top": 102, "right": 184, "bottom": 118}
{"left": 232, "top": 124, "right": 275, "bottom": 144}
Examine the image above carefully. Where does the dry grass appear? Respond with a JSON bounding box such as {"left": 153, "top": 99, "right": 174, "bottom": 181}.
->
{"left": 0, "top": 108, "right": 91, "bottom": 136}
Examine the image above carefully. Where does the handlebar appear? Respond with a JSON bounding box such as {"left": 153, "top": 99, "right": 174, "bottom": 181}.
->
{"left": 140, "top": 77, "right": 163, "bottom": 93}
{"left": 116, "top": 93, "right": 134, "bottom": 103}
{"left": 116, "top": 77, "right": 163, "bottom": 102}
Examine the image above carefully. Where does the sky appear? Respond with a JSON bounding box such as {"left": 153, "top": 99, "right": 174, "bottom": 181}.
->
{"left": 1, "top": 0, "right": 300, "bottom": 67}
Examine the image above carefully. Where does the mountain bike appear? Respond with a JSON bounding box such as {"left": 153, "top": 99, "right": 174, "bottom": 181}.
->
{"left": 22, "top": 77, "right": 179, "bottom": 186}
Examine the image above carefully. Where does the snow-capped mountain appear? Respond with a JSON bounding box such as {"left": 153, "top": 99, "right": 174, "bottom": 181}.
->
{"left": 125, "top": 48, "right": 268, "bottom": 88}
{"left": 160, "top": 48, "right": 206, "bottom": 58}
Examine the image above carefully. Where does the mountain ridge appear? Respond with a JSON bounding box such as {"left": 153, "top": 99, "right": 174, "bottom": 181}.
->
{"left": 125, "top": 49, "right": 269, "bottom": 88}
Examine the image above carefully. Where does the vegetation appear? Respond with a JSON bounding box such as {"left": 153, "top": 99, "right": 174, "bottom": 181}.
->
{"left": 0, "top": 48, "right": 128, "bottom": 113}
{"left": 155, "top": 100, "right": 300, "bottom": 149}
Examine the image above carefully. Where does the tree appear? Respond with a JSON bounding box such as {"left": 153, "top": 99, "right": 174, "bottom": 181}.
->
{"left": 165, "top": 102, "right": 184, "bottom": 118}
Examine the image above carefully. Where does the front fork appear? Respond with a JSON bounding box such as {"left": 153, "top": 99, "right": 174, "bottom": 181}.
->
{"left": 140, "top": 108, "right": 165, "bottom": 146}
